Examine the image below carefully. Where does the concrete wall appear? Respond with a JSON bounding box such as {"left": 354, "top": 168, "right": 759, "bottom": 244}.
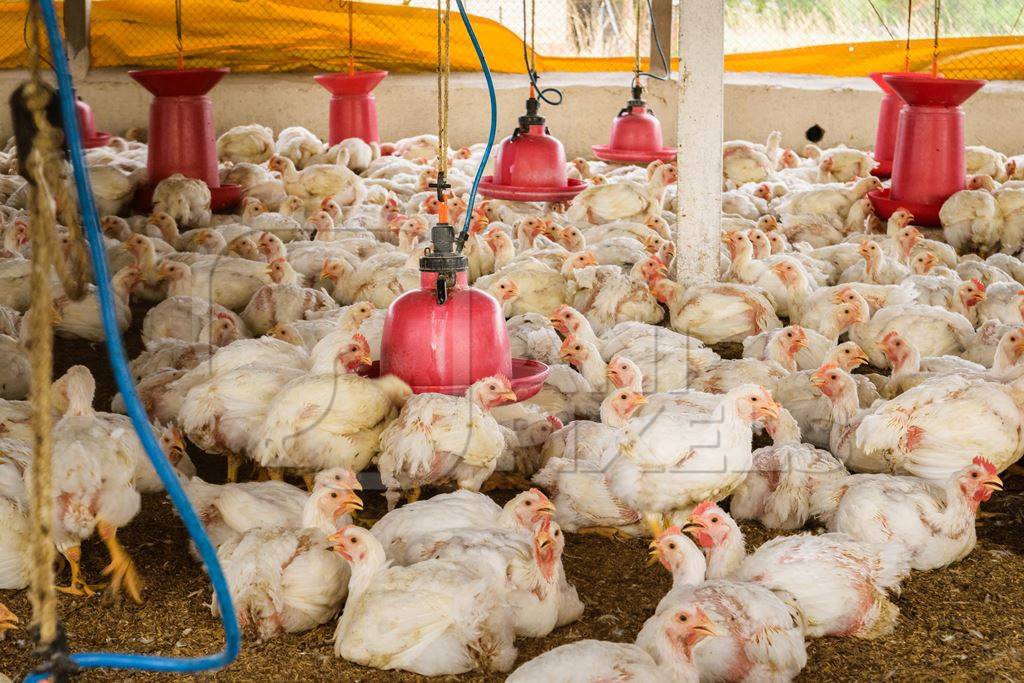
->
{"left": 2, "top": 69, "right": 1023, "bottom": 157}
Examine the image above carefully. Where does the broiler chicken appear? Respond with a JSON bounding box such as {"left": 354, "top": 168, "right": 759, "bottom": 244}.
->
{"left": 684, "top": 503, "right": 908, "bottom": 640}
{"left": 813, "top": 457, "right": 1002, "bottom": 570}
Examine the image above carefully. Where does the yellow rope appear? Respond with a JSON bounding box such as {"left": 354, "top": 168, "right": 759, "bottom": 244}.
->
{"left": 931, "top": 0, "right": 940, "bottom": 76}
{"left": 23, "top": 0, "right": 60, "bottom": 649}
{"left": 633, "top": 0, "right": 642, "bottom": 77}
{"left": 436, "top": 0, "right": 450, "bottom": 178}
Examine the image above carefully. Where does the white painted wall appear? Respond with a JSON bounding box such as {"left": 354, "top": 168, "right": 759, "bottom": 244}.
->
{"left": 2, "top": 69, "right": 1023, "bottom": 157}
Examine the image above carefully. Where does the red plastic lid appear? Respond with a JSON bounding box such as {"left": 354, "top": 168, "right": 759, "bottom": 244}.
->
{"left": 129, "top": 68, "right": 230, "bottom": 97}
{"left": 478, "top": 176, "right": 585, "bottom": 202}
{"left": 314, "top": 70, "right": 389, "bottom": 96}
{"left": 882, "top": 73, "right": 985, "bottom": 107}
{"left": 868, "top": 187, "right": 941, "bottom": 227}
{"left": 592, "top": 145, "right": 677, "bottom": 164}
{"left": 357, "top": 358, "right": 550, "bottom": 401}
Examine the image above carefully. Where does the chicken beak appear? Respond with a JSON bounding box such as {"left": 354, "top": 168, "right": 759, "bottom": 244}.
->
{"left": 792, "top": 336, "right": 809, "bottom": 351}
{"left": 360, "top": 354, "right": 373, "bottom": 368}
{"left": 755, "top": 398, "right": 781, "bottom": 421}
{"left": 1014, "top": 337, "right": 1024, "bottom": 357}
{"left": 984, "top": 474, "right": 1004, "bottom": 493}
{"left": 681, "top": 520, "right": 704, "bottom": 535}
{"left": 693, "top": 615, "right": 717, "bottom": 639}
{"left": 630, "top": 394, "right": 648, "bottom": 409}
{"left": 340, "top": 491, "right": 364, "bottom": 516}
{"left": 810, "top": 372, "right": 827, "bottom": 387}
{"left": 852, "top": 350, "right": 870, "bottom": 366}
{"left": 169, "top": 442, "right": 187, "bottom": 464}
{"left": 500, "top": 390, "right": 518, "bottom": 404}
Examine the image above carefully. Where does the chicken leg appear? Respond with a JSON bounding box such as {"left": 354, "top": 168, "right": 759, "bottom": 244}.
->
{"left": 0, "top": 602, "right": 17, "bottom": 639}
{"left": 643, "top": 512, "right": 665, "bottom": 539}
{"left": 55, "top": 545, "right": 105, "bottom": 598}
{"left": 226, "top": 452, "right": 244, "bottom": 483}
{"left": 267, "top": 467, "right": 285, "bottom": 482}
{"left": 98, "top": 521, "right": 143, "bottom": 604}
{"left": 406, "top": 486, "right": 421, "bottom": 504}
{"left": 303, "top": 473, "right": 317, "bottom": 491}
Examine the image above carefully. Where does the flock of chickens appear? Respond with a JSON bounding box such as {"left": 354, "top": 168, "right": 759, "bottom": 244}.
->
{"left": 0, "top": 120, "right": 1022, "bottom": 681}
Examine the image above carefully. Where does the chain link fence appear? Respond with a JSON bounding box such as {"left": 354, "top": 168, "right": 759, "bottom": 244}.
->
{"left": 0, "top": 1, "right": 1021, "bottom": 78}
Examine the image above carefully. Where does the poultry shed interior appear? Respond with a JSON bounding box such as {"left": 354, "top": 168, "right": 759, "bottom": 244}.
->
{"left": 4, "top": 0, "right": 1024, "bottom": 681}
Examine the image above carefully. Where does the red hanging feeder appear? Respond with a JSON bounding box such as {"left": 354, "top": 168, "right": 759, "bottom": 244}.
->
{"left": 868, "top": 73, "right": 985, "bottom": 226}
{"left": 478, "top": 96, "right": 585, "bottom": 202}
{"left": 868, "top": 72, "right": 904, "bottom": 178}
{"left": 74, "top": 96, "right": 111, "bottom": 149}
{"left": 366, "top": 218, "right": 549, "bottom": 399}
{"left": 129, "top": 68, "right": 242, "bottom": 212}
{"left": 314, "top": 2, "right": 386, "bottom": 145}
{"left": 592, "top": 83, "right": 676, "bottom": 164}
{"left": 315, "top": 70, "right": 387, "bottom": 145}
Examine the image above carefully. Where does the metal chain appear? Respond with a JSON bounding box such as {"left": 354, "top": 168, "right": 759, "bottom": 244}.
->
{"left": 932, "top": 0, "right": 941, "bottom": 76}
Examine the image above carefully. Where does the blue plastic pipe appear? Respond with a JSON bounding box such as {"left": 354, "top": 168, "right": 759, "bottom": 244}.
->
{"left": 454, "top": 0, "right": 496, "bottom": 246}
{"left": 26, "top": 0, "right": 240, "bottom": 679}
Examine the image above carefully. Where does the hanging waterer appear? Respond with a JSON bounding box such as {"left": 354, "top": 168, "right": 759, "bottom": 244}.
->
{"left": 367, "top": 0, "right": 549, "bottom": 399}
{"left": 592, "top": 82, "right": 676, "bottom": 164}
{"left": 478, "top": 94, "right": 585, "bottom": 202}
{"left": 74, "top": 95, "right": 111, "bottom": 148}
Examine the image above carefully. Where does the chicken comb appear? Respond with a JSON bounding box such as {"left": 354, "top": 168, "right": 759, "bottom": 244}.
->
{"left": 970, "top": 278, "right": 986, "bottom": 292}
{"left": 529, "top": 487, "right": 552, "bottom": 504}
{"left": 813, "top": 361, "right": 840, "bottom": 378}
{"left": 881, "top": 330, "right": 902, "bottom": 343}
{"left": 972, "top": 456, "right": 997, "bottom": 475}
{"left": 692, "top": 500, "right": 718, "bottom": 518}
{"left": 215, "top": 312, "right": 234, "bottom": 321}
{"left": 546, "top": 415, "right": 564, "bottom": 430}
{"left": 559, "top": 334, "right": 577, "bottom": 350}
{"left": 269, "top": 257, "right": 286, "bottom": 265}
{"left": 656, "top": 525, "right": 683, "bottom": 541}
{"left": 492, "top": 372, "right": 513, "bottom": 388}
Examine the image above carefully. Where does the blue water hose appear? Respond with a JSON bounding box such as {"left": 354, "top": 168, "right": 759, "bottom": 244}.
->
{"left": 27, "top": 0, "right": 241, "bottom": 678}
{"left": 453, "top": 0, "right": 496, "bottom": 247}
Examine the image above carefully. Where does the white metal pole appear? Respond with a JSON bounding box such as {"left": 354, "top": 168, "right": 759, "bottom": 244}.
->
{"left": 675, "top": 0, "right": 724, "bottom": 284}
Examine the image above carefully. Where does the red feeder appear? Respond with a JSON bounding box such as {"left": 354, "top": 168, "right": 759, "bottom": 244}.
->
{"left": 479, "top": 97, "right": 585, "bottom": 202}
{"left": 314, "top": 70, "right": 387, "bottom": 145}
{"left": 369, "top": 221, "right": 548, "bottom": 400}
{"left": 129, "top": 68, "right": 242, "bottom": 212}
{"left": 868, "top": 72, "right": 904, "bottom": 178}
{"left": 868, "top": 73, "right": 985, "bottom": 227}
{"left": 592, "top": 85, "right": 676, "bottom": 164}
{"left": 74, "top": 96, "right": 111, "bottom": 149}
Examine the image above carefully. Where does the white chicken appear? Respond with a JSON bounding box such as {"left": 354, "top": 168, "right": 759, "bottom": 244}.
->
{"left": 217, "top": 124, "right": 276, "bottom": 164}
{"left": 214, "top": 484, "right": 361, "bottom": 641}
{"left": 684, "top": 503, "right": 909, "bottom": 639}
{"left": 813, "top": 457, "right": 1002, "bottom": 571}
{"left": 330, "top": 525, "right": 518, "bottom": 676}
{"left": 566, "top": 164, "right": 677, "bottom": 224}
{"left": 377, "top": 375, "right": 516, "bottom": 507}
{"left": 152, "top": 173, "right": 212, "bottom": 228}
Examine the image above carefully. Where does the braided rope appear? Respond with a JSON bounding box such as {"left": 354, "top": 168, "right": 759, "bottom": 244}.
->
{"left": 23, "top": 0, "right": 60, "bottom": 649}
{"left": 436, "top": 0, "right": 450, "bottom": 177}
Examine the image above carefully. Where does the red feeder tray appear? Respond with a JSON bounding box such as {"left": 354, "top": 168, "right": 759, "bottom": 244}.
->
{"left": 358, "top": 358, "right": 549, "bottom": 402}
{"left": 75, "top": 97, "right": 112, "bottom": 149}
{"left": 869, "top": 73, "right": 985, "bottom": 227}
{"left": 868, "top": 72, "right": 904, "bottom": 179}
{"left": 375, "top": 225, "right": 549, "bottom": 401}
{"left": 592, "top": 88, "right": 676, "bottom": 164}
{"left": 867, "top": 187, "right": 942, "bottom": 226}
{"left": 314, "top": 70, "right": 387, "bottom": 145}
{"left": 479, "top": 97, "right": 584, "bottom": 203}
{"left": 129, "top": 67, "right": 240, "bottom": 213}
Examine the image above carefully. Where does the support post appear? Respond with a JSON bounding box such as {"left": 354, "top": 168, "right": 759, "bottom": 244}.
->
{"left": 648, "top": 0, "right": 672, "bottom": 78}
{"left": 63, "top": 0, "right": 90, "bottom": 80}
{"left": 675, "top": 0, "right": 723, "bottom": 284}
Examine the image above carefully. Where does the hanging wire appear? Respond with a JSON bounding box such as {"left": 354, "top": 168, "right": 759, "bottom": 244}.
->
{"left": 436, "top": 0, "right": 450, "bottom": 181}
{"left": 633, "top": 0, "right": 669, "bottom": 83}
{"left": 347, "top": 0, "right": 355, "bottom": 73}
{"left": 520, "top": 0, "right": 561, "bottom": 105}
{"left": 931, "top": 0, "right": 940, "bottom": 76}
{"left": 867, "top": 0, "right": 896, "bottom": 40}
{"left": 174, "top": 0, "right": 184, "bottom": 69}
{"left": 1011, "top": 2, "right": 1024, "bottom": 33}
{"left": 904, "top": 0, "right": 913, "bottom": 72}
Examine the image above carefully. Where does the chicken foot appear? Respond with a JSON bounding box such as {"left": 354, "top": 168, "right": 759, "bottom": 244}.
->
{"left": 98, "top": 521, "right": 143, "bottom": 604}
{"left": 55, "top": 545, "right": 105, "bottom": 598}
{"left": 0, "top": 602, "right": 18, "bottom": 639}
{"left": 226, "top": 452, "right": 244, "bottom": 483}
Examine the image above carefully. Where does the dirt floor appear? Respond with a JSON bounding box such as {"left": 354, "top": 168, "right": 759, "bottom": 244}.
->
{"left": 3, "top": 311, "right": 1024, "bottom": 681}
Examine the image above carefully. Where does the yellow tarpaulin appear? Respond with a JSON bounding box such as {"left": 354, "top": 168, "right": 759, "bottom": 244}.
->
{"left": 0, "top": 0, "right": 1021, "bottom": 79}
